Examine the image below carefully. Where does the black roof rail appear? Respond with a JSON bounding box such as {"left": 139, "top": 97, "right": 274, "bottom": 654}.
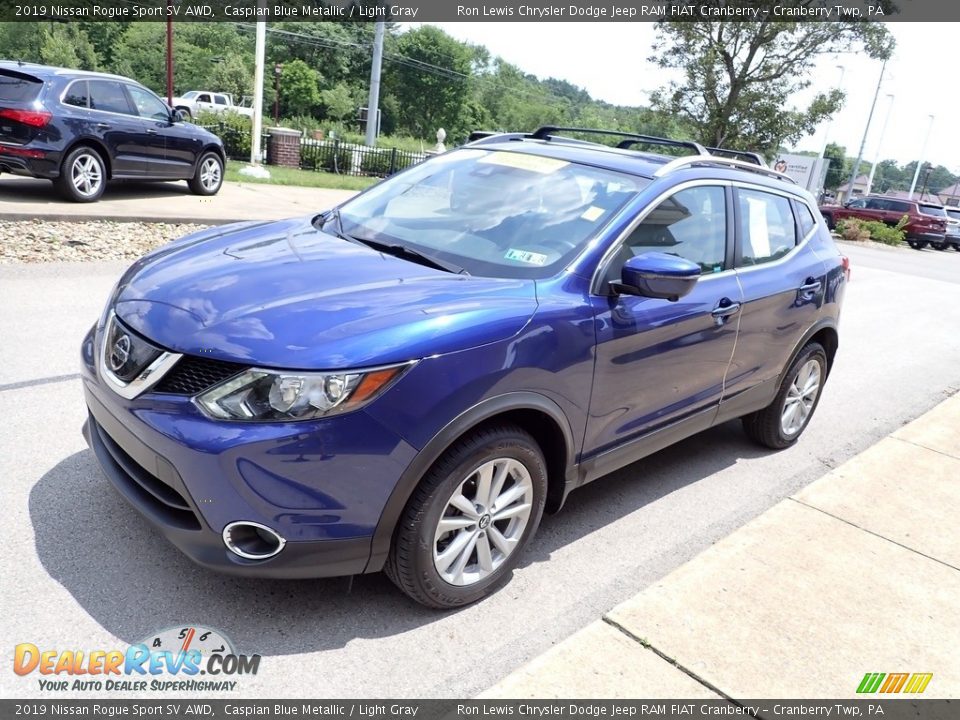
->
{"left": 531, "top": 126, "right": 707, "bottom": 156}
{"left": 705, "top": 147, "right": 766, "bottom": 167}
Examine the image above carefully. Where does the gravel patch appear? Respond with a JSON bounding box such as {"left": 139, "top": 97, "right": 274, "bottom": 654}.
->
{"left": 0, "top": 220, "right": 210, "bottom": 264}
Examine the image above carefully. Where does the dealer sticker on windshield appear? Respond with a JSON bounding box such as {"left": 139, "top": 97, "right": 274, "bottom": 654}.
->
{"left": 505, "top": 249, "right": 549, "bottom": 265}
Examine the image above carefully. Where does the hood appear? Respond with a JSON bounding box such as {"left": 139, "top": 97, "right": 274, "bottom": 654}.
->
{"left": 113, "top": 216, "right": 537, "bottom": 369}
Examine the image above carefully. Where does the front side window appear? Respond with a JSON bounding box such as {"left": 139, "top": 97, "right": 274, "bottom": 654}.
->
{"left": 601, "top": 186, "right": 727, "bottom": 286}
{"left": 737, "top": 189, "right": 797, "bottom": 266}
{"left": 88, "top": 80, "right": 133, "bottom": 115}
{"left": 197, "top": 93, "right": 211, "bottom": 103}
{"left": 335, "top": 149, "right": 647, "bottom": 279}
{"left": 127, "top": 85, "right": 170, "bottom": 121}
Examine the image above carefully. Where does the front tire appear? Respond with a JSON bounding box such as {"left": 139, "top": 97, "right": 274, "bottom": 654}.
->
{"left": 931, "top": 242, "right": 948, "bottom": 251}
{"left": 385, "top": 425, "right": 547, "bottom": 609}
{"left": 742, "top": 342, "right": 828, "bottom": 450}
{"left": 55, "top": 146, "right": 106, "bottom": 202}
{"left": 907, "top": 239, "right": 928, "bottom": 250}
{"left": 188, "top": 152, "right": 223, "bottom": 196}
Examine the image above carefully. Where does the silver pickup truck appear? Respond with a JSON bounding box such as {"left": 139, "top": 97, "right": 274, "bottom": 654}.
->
{"left": 171, "top": 91, "right": 254, "bottom": 120}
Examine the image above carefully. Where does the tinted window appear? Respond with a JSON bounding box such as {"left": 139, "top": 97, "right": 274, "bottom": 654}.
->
{"left": 607, "top": 186, "right": 727, "bottom": 279}
{"left": 919, "top": 204, "right": 946, "bottom": 217}
{"left": 797, "top": 202, "right": 817, "bottom": 237}
{"left": 197, "top": 93, "right": 211, "bottom": 103}
{"left": 947, "top": 209, "right": 960, "bottom": 220}
{"left": 88, "top": 81, "right": 133, "bottom": 115}
{"left": 214, "top": 95, "right": 228, "bottom": 105}
{"left": 865, "top": 198, "right": 887, "bottom": 210}
{"left": 63, "top": 80, "right": 89, "bottom": 108}
{"left": 737, "top": 189, "right": 797, "bottom": 266}
{"left": 127, "top": 85, "right": 169, "bottom": 121}
{"left": 847, "top": 199, "right": 866, "bottom": 209}
{"left": 887, "top": 200, "right": 910, "bottom": 213}
{"left": 0, "top": 70, "right": 42, "bottom": 102}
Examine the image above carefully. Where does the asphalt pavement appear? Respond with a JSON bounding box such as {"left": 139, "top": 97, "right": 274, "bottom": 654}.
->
{"left": 2, "top": 241, "right": 960, "bottom": 699}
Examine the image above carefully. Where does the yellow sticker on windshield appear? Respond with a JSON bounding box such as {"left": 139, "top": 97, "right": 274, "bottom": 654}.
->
{"left": 580, "top": 206, "right": 605, "bottom": 221}
{"left": 480, "top": 152, "right": 569, "bottom": 174}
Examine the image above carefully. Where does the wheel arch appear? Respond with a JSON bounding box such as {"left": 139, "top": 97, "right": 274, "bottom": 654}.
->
{"left": 364, "top": 392, "right": 577, "bottom": 573}
{"left": 788, "top": 321, "right": 839, "bottom": 380}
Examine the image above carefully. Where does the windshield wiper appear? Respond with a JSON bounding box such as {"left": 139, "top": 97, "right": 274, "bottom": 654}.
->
{"left": 318, "top": 208, "right": 468, "bottom": 275}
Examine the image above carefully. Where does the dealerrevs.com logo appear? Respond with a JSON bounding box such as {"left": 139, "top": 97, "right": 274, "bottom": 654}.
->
{"left": 14, "top": 626, "right": 260, "bottom": 692}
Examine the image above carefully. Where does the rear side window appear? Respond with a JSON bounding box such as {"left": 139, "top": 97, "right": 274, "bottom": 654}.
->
{"left": 0, "top": 70, "right": 42, "bottom": 103}
{"left": 215, "top": 95, "right": 228, "bottom": 105}
{"left": 919, "top": 204, "right": 946, "bottom": 217}
{"left": 63, "top": 80, "right": 89, "bottom": 108}
{"left": 88, "top": 80, "right": 133, "bottom": 115}
{"left": 737, "top": 189, "right": 797, "bottom": 266}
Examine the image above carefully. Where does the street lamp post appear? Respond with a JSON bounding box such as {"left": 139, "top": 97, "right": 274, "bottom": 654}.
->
{"left": 908, "top": 114, "right": 935, "bottom": 199}
{"left": 847, "top": 59, "right": 887, "bottom": 201}
{"left": 865, "top": 94, "right": 895, "bottom": 196}
{"left": 273, "top": 64, "right": 282, "bottom": 126}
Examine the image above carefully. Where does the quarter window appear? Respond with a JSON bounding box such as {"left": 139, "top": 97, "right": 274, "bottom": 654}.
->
{"left": 737, "top": 189, "right": 797, "bottom": 266}
{"left": 604, "top": 186, "right": 727, "bottom": 283}
{"left": 797, "top": 202, "right": 817, "bottom": 237}
{"left": 88, "top": 80, "right": 133, "bottom": 115}
{"left": 63, "top": 80, "right": 89, "bottom": 108}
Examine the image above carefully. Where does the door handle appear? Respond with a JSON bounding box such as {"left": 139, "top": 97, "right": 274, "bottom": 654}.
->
{"left": 95, "top": 122, "right": 111, "bottom": 129}
{"left": 711, "top": 299, "right": 741, "bottom": 325}
{"left": 146, "top": 129, "right": 158, "bottom": 134}
{"left": 799, "top": 279, "right": 822, "bottom": 294}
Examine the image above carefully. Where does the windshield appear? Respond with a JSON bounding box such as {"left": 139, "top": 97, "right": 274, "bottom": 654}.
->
{"left": 919, "top": 204, "right": 946, "bottom": 217}
{"left": 335, "top": 148, "right": 646, "bottom": 279}
{"left": 180, "top": 91, "right": 199, "bottom": 99}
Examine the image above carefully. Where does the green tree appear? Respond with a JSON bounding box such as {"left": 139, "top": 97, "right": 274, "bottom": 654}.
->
{"left": 320, "top": 82, "right": 356, "bottom": 122}
{"left": 649, "top": 19, "right": 895, "bottom": 156}
{"left": 387, "top": 26, "right": 474, "bottom": 138}
{"left": 210, "top": 54, "right": 253, "bottom": 103}
{"left": 823, "top": 143, "right": 849, "bottom": 190}
{"left": 279, "top": 59, "right": 322, "bottom": 117}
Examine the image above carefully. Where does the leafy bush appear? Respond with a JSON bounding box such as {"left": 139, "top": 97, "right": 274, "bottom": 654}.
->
{"left": 835, "top": 217, "right": 905, "bottom": 246}
{"left": 194, "top": 110, "right": 253, "bottom": 161}
{"left": 301, "top": 140, "right": 352, "bottom": 174}
{"left": 277, "top": 115, "right": 319, "bottom": 136}
{"left": 361, "top": 149, "right": 394, "bottom": 177}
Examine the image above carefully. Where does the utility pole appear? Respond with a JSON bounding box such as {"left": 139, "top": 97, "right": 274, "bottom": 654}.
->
{"left": 274, "top": 64, "right": 282, "bottom": 126}
{"left": 908, "top": 114, "right": 935, "bottom": 199}
{"left": 250, "top": 17, "right": 266, "bottom": 166}
{"left": 846, "top": 59, "right": 887, "bottom": 201}
{"left": 365, "top": 21, "right": 385, "bottom": 147}
{"left": 165, "top": 0, "right": 174, "bottom": 106}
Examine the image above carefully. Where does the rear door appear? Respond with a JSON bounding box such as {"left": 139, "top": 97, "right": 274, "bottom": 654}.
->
{"left": 721, "top": 186, "right": 828, "bottom": 410}
{"left": 0, "top": 68, "right": 47, "bottom": 147}
{"left": 86, "top": 79, "right": 148, "bottom": 177}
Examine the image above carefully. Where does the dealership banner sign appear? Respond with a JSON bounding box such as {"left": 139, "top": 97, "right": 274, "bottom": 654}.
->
{"left": 5, "top": 1, "right": 960, "bottom": 23}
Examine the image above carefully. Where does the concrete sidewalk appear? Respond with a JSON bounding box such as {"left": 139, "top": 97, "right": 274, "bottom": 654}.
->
{"left": 0, "top": 176, "right": 356, "bottom": 224}
{"left": 482, "top": 392, "right": 960, "bottom": 699}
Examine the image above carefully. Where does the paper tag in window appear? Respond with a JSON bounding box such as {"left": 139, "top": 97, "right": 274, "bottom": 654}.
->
{"left": 746, "top": 196, "right": 771, "bottom": 258}
{"left": 505, "top": 248, "right": 548, "bottom": 265}
{"left": 480, "top": 152, "right": 568, "bottom": 174}
{"left": 580, "top": 206, "right": 604, "bottom": 221}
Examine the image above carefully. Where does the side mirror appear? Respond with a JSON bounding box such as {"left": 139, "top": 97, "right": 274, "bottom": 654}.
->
{"left": 611, "top": 252, "right": 701, "bottom": 302}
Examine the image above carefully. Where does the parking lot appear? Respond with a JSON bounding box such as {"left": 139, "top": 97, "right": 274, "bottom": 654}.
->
{"left": 2, "top": 241, "right": 960, "bottom": 699}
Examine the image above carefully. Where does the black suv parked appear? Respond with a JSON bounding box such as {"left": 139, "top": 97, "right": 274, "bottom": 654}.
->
{"left": 0, "top": 62, "right": 225, "bottom": 202}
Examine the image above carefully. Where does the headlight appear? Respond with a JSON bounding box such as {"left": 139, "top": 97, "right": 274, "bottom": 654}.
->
{"left": 194, "top": 362, "right": 414, "bottom": 422}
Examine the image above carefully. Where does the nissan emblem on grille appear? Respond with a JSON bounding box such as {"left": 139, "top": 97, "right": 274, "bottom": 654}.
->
{"left": 109, "top": 334, "right": 132, "bottom": 372}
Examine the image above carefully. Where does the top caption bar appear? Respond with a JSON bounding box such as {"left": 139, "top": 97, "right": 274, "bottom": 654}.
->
{"left": 0, "top": 1, "right": 952, "bottom": 23}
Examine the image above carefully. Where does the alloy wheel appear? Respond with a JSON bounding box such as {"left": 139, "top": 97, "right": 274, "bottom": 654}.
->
{"left": 200, "top": 157, "right": 222, "bottom": 191}
{"left": 781, "top": 358, "right": 822, "bottom": 436}
{"left": 433, "top": 457, "right": 534, "bottom": 587}
{"left": 71, "top": 154, "right": 103, "bottom": 198}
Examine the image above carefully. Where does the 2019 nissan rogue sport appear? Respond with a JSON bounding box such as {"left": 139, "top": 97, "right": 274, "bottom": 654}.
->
{"left": 80, "top": 127, "right": 848, "bottom": 608}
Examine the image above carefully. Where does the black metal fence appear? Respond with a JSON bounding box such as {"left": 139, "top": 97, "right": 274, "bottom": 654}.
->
{"left": 300, "top": 138, "right": 426, "bottom": 178}
{"left": 199, "top": 123, "right": 427, "bottom": 178}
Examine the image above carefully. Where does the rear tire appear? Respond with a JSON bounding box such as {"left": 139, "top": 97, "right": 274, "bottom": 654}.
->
{"left": 822, "top": 213, "right": 835, "bottom": 230}
{"left": 55, "top": 146, "right": 106, "bottom": 203}
{"left": 742, "top": 342, "right": 828, "bottom": 450}
{"left": 188, "top": 152, "right": 223, "bottom": 196}
{"left": 906, "top": 239, "right": 927, "bottom": 250}
{"left": 385, "top": 425, "right": 547, "bottom": 609}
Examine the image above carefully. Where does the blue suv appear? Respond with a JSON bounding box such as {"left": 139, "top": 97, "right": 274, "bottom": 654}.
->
{"left": 80, "top": 127, "right": 848, "bottom": 608}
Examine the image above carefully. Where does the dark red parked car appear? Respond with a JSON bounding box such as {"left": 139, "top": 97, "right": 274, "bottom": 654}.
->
{"left": 819, "top": 195, "right": 948, "bottom": 250}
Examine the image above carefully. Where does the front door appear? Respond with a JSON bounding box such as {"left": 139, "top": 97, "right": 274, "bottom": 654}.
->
{"left": 585, "top": 184, "right": 741, "bottom": 455}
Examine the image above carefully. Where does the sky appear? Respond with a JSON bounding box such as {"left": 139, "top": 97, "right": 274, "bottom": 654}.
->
{"left": 410, "top": 22, "right": 958, "bottom": 174}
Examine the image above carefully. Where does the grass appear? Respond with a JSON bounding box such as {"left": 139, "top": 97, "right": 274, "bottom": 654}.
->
{"left": 224, "top": 161, "right": 380, "bottom": 191}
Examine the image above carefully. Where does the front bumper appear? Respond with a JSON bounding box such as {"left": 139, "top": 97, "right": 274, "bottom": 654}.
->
{"left": 80, "top": 326, "right": 418, "bottom": 578}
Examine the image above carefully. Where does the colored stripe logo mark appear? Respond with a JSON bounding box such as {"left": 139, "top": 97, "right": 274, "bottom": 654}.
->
{"left": 857, "top": 672, "right": 933, "bottom": 694}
